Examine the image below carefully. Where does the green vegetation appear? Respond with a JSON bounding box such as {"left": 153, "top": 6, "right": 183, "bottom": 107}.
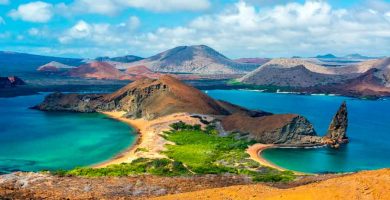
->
{"left": 53, "top": 122, "right": 295, "bottom": 182}
{"left": 162, "top": 122, "right": 295, "bottom": 182}
{"left": 53, "top": 158, "right": 190, "bottom": 177}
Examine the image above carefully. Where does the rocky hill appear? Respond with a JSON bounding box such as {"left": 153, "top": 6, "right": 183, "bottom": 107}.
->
{"left": 239, "top": 57, "right": 390, "bottom": 97}
{"left": 125, "top": 45, "right": 259, "bottom": 74}
{"left": 239, "top": 64, "right": 351, "bottom": 87}
{"left": 0, "top": 76, "right": 25, "bottom": 88}
{"left": 34, "top": 75, "right": 347, "bottom": 146}
{"left": 304, "top": 68, "right": 390, "bottom": 97}
{"left": 67, "top": 62, "right": 130, "bottom": 80}
{"left": 37, "top": 61, "right": 74, "bottom": 73}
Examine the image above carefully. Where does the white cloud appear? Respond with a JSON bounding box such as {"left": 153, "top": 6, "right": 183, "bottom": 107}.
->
{"left": 129, "top": 0, "right": 390, "bottom": 57}
{"left": 120, "top": 0, "right": 211, "bottom": 12}
{"left": 28, "top": 28, "right": 40, "bottom": 36}
{"left": 60, "top": 0, "right": 210, "bottom": 15}
{"left": 59, "top": 16, "right": 140, "bottom": 45}
{"left": 0, "top": 17, "right": 5, "bottom": 24}
{"left": 0, "top": 0, "right": 9, "bottom": 5}
{"left": 8, "top": 1, "right": 53, "bottom": 23}
{"left": 29, "top": 0, "right": 390, "bottom": 58}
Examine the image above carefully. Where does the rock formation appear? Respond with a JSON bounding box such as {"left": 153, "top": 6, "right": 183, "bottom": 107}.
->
{"left": 323, "top": 101, "right": 348, "bottom": 148}
{"left": 35, "top": 75, "right": 324, "bottom": 145}
{"left": 0, "top": 76, "right": 25, "bottom": 88}
{"left": 221, "top": 113, "right": 321, "bottom": 145}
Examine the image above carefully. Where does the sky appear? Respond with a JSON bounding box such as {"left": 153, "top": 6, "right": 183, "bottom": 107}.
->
{"left": 0, "top": 0, "right": 390, "bottom": 58}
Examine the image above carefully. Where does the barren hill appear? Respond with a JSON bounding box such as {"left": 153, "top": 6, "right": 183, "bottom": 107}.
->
{"left": 126, "top": 45, "right": 259, "bottom": 74}
{"left": 67, "top": 62, "right": 129, "bottom": 80}
{"left": 239, "top": 64, "right": 351, "bottom": 87}
{"left": 37, "top": 61, "right": 74, "bottom": 73}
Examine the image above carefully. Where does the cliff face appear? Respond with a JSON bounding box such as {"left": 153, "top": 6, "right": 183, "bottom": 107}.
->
{"left": 323, "top": 101, "right": 348, "bottom": 148}
{"left": 221, "top": 113, "right": 321, "bottom": 145}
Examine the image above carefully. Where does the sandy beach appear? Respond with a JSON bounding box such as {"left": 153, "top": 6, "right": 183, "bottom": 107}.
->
{"left": 247, "top": 143, "right": 309, "bottom": 175}
{"left": 95, "top": 111, "right": 207, "bottom": 168}
{"left": 246, "top": 144, "right": 285, "bottom": 170}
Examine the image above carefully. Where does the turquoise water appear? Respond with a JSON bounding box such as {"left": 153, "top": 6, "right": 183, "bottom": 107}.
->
{"left": 207, "top": 90, "right": 390, "bottom": 173}
{"left": 0, "top": 94, "right": 136, "bottom": 173}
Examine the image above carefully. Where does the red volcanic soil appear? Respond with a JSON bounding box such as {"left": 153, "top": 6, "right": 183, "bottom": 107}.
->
{"left": 68, "top": 62, "right": 130, "bottom": 80}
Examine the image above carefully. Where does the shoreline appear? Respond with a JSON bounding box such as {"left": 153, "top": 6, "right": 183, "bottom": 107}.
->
{"left": 93, "top": 111, "right": 144, "bottom": 168}
{"left": 94, "top": 112, "right": 207, "bottom": 168}
{"left": 246, "top": 143, "right": 311, "bottom": 175}
{"left": 95, "top": 112, "right": 313, "bottom": 175}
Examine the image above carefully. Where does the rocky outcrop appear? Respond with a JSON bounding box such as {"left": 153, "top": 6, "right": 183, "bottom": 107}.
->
{"left": 221, "top": 113, "right": 322, "bottom": 145}
{"left": 323, "top": 102, "right": 348, "bottom": 148}
{"left": 0, "top": 76, "right": 25, "bottom": 88}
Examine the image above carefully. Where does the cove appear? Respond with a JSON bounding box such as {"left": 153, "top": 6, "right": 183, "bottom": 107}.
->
{"left": 206, "top": 90, "right": 390, "bottom": 173}
{"left": 0, "top": 94, "right": 137, "bottom": 173}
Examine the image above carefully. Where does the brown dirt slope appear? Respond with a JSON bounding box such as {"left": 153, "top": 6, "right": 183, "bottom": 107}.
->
{"left": 154, "top": 169, "right": 390, "bottom": 200}
{"left": 103, "top": 75, "right": 231, "bottom": 119}
{"left": 68, "top": 61, "right": 129, "bottom": 80}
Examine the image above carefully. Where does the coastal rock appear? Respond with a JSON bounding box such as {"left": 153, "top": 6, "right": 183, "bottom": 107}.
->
{"left": 323, "top": 101, "right": 348, "bottom": 147}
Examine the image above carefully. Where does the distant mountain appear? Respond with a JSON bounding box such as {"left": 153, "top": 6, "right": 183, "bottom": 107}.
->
{"left": 0, "top": 51, "right": 83, "bottom": 74}
{"left": 315, "top": 54, "right": 337, "bottom": 59}
{"left": 344, "top": 54, "right": 376, "bottom": 60}
{"left": 233, "top": 58, "right": 270, "bottom": 65}
{"left": 95, "top": 55, "right": 143, "bottom": 63}
{"left": 37, "top": 61, "right": 75, "bottom": 73}
{"left": 126, "top": 45, "right": 259, "bottom": 74}
{"left": 239, "top": 64, "right": 351, "bottom": 87}
{"left": 238, "top": 57, "right": 390, "bottom": 97}
{"left": 67, "top": 62, "right": 130, "bottom": 80}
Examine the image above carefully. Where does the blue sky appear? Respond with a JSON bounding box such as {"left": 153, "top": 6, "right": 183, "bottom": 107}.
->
{"left": 0, "top": 0, "right": 390, "bottom": 58}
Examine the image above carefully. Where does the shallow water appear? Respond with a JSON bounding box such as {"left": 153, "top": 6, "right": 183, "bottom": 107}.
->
{"left": 0, "top": 94, "right": 136, "bottom": 173}
{"left": 207, "top": 90, "right": 390, "bottom": 173}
